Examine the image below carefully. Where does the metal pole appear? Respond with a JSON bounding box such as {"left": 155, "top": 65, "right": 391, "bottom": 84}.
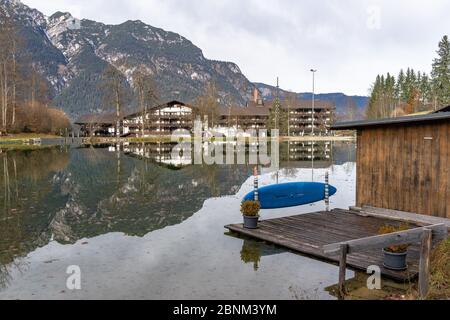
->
{"left": 325, "top": 171, "right": 330, "bottom": 211}
{"left": 312, "top": 72, "right": 315, "bottom": 136}
{"left": 275, "top": 77, "right": 280, "bottom": 132}
{"left": 310, "top": 69, "right": 317, "bottom": 136}
{"left": 311, "top": 142, "right": 314, "bottom": 182}
{"left": 253, "top": 166, "right": 259, "bottom": 202}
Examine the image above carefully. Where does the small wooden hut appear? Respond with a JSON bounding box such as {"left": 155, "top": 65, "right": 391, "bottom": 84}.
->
{"left": 332, "top": 113, "right": 450, "bottom": 218}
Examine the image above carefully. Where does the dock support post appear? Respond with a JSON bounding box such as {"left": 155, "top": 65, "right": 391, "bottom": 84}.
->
{"left": 253, "top": 166, "right": 259, "bottom": 202}
{"left": 325, "top": 171, "right": 330, "bottom": 211}
{"left": 419, "top": 228, "right": 432, "bottom": 299}
{"left": 338, "top": 244, "right": 348, "bottom": 298}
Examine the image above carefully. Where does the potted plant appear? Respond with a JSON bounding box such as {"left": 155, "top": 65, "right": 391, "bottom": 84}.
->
{"left": 378, "top": 224, "right": 411, "bottom": 271}
{"left": 241, "top": 200, "right": 261, "bottom": 229}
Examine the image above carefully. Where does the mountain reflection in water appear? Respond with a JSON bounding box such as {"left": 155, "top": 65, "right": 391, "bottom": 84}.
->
{"left": 0, "top": 141, "right": 355, "bottom": 292}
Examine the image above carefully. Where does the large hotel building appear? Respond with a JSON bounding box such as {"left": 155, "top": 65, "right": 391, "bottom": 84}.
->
{"left": 76, "top": 91, "right": 335, "bottom": 137}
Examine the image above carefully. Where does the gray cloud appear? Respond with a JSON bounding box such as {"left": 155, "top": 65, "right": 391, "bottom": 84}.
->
{"left": 23, "top": 0, "right": 450, "bottom": 95}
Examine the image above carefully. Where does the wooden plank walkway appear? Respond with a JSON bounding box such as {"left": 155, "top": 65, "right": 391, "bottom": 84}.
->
{"left": 225, "top": 208, "right": 423, "bottom": 281}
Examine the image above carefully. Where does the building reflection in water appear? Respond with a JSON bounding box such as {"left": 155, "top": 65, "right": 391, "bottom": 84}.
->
{"left": 121, "top": 140, "right": 343, "bottom": 169}
{"left": 288, "top": 141, "right": 331, "bottom": 161}
{"left": 0, "top": 140, "right": 355, "bottom": 290}
{"left": 123, "top": 142, "right": 191, "bottom": 169}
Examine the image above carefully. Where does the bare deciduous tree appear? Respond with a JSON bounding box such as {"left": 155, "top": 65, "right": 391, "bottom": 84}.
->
{"left": 132, "top": 66, "right": 159, "bottom": 137}
{"left": 195, "top": 81, "right": 220, "bottom": 128}
{"left": 101, "top": 65, "right": 128, "bottom": 138}
{"left": 0, "top": 8, "right": 70, "bottom": 136}
{"left": 344, "top": 97, "right": 359, "bottom": 121}
{"left": 28, "top": 64, "right": 49, "bottom": 109}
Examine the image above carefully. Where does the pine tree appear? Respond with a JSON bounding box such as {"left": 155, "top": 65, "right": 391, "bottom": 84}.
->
{"left": 367, "top": 35, "right": 449, "bottom": 118}
{"left": 419, "top": 72, "right": 431, "bottom": 109}
{"left": 431, "top": 35, "right": 450, "bottom": 108}
{"left": 367, "top": 75, "right": 382, "bottom": 119}
{"left": 395, "top": 69, "right": 405, "bottom": 105}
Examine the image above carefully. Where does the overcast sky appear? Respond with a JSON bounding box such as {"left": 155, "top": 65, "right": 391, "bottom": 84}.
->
{"left": 22, "top": 0, "right": 450, "bottom": 96}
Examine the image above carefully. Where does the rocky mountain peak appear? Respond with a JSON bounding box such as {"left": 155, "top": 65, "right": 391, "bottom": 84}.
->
{"left": 47, "top": 11, "right": 82, "bottom": 43}
{"left": 0, "top": 0, "right": 47, "bottom": 28}
{"left": 0, "top": 1, "right": 257, "bottom": 120}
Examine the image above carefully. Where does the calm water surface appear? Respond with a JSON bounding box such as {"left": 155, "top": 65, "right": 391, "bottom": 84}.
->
{"left": 0, "top": 142, "right": 358, "bottom": 299}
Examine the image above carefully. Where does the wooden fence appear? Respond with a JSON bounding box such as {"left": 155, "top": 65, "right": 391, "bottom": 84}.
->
{"left": 323, "top": 223, "right": 448, "bottom": 299}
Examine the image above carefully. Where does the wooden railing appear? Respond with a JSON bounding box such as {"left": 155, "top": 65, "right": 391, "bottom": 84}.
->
{"left": 322, "top": 223, "right": 448, "bottom": 299}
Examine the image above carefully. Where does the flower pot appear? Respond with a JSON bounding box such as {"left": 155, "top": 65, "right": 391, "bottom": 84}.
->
{"left": 382, "top": 249, "right": 408, "bottom": 271}
{"left": 243, "top": 215, "right": 259, "bottom": 229}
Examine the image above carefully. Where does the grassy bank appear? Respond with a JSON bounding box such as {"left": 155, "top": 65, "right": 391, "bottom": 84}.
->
{"left": 0, "top": 133, "right": 61, "bottom": 140}
{"left": 0, "top": 133, "right": 63, "bottom": 150}
{"left": 0, "top": 144, "right": 56, "bottom": 151}
{"left": 386, "top": 236, "right": 450, "bottom": 300}
{"left": 427, "top": 236, "right": 450, "bottom": 299}
{"left": 0, "top": 133, "right": 62, "bottom": 144}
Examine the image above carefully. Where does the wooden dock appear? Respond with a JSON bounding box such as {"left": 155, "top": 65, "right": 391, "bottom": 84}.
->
{"left": 226, "top": 209, "right": 425, "bottom": 281}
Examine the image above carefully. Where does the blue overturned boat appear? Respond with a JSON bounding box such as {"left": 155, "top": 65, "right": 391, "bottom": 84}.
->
{"left": 243, "top": 182, "right": 337, "bottom": 209}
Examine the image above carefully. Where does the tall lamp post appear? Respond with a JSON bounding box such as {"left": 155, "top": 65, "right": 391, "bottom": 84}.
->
{"left": 310, "top": 69, "right": 317, "bottom": 136}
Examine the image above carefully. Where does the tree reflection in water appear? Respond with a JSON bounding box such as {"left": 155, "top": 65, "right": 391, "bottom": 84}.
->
{"left": 0, "top": 147, "right": 70, "bottom": 288}
{"left": 0, "top": 141, "right": 355, "bottom": 290}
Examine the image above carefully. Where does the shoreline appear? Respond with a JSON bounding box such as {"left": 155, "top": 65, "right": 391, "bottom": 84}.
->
{"left": 0, "top": 134, "right": 356, "bottom": 149}
{"left": 83, "top": 135, "right": 356, "bottom": 144}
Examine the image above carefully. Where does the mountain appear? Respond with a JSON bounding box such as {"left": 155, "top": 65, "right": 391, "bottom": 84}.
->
{"left": 1, "top": 0, "right": 368, "bottom": 121}
{"left": 255, "top": 83, "right": 368, "bottom": 119}
{"left": 1, "top": 0, "right": 254, "bottom": 120}
{"left": 0, "top": 0, "right": 69, "bottom": 92}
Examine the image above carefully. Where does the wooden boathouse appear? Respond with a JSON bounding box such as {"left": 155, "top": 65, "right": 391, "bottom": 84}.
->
{"left": 332, "top": 112, "right": 450, "bottom": 219}
{"left": 226, "top": 112, "right": 450, "bottom": 298}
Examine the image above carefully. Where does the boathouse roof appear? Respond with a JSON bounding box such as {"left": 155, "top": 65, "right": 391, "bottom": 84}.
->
{"left": 332, "top": 112, "right": 450, "bottom": 130}
{"left": 434, "top": 104, "right": 450, "bottom": 113}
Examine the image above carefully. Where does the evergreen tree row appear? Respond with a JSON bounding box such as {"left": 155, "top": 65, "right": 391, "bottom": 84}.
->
{"left": 367, "top": 35, "right": 450, "bottom": 119}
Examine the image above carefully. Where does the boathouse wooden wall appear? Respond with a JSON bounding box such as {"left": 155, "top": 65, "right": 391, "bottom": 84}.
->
{"left": 356, "top": 121, "right": 450, "bottom": 218}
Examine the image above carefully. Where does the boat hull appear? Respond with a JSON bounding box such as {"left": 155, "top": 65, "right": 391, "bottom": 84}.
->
{"left": 243, "top": 182, "right": 337, "bottom": 209}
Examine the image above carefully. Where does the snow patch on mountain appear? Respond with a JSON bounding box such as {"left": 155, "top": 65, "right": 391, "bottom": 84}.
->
{"left": 47, "top": 12, "right": 81, "bottom": 41}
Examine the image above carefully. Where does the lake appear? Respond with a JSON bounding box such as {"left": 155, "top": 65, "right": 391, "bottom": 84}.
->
{"left": 0, "top": 141, "right": 370, "bottom": 299}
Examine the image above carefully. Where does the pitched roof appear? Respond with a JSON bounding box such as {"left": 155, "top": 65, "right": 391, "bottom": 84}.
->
{"left": 332, "top": 112, "right": 450, "bottom": 130}
{"left": 267, "top": 99, "right": 335, "bottom": 110}
{"left": 75, "top": 99, "right": 335, "bottom": 124}
{"left": 219, "top": 104, "right": 271, "bottom": 117}
{"left": 74, "top": 113, "right": 125, "bottom": 125}
{"left": 123, "top": 100, "right": 195, "bottom": 119}
{"left": 219, "top": 99, "right": 335, "bottom": 117}
{"left": 76, "top": 100, "right": 194, "bottom": 124}
{"left": 434, "top": 105, "right": 450, "bottom": 113}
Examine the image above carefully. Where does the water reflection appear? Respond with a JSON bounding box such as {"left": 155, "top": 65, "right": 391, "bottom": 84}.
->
{"left": 0, "top": 141, "right": 357, "bottom": 298}
{"left": 237, "top": 237, "right": 285, "bottom": 272}
{"left": 120, "top": 141, "right": 354, "bottom": 167}
{"left": 123, "top": 142, "right": 191, "bottom": 169}
{"left": 0, "top": 144, "right": 257, "bottom": 271}
{"left": 240, "top": 240, "right": 262, "bottom": 271}
{"left": 0, "top": 147, "right": 71, "bottom": 288}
